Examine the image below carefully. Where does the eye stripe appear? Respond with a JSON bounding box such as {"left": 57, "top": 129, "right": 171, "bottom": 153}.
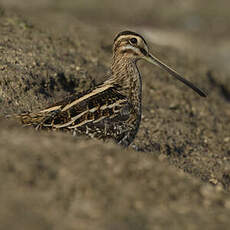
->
{"left": 140, "top": 48, "right": 147, "bottom": 55}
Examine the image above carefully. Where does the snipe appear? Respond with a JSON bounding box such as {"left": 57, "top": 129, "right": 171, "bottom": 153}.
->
{"left": 14, "top": 31, "right": 206, "bottom": 147}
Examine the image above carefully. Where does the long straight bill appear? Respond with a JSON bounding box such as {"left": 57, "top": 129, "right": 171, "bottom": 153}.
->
{"left": 144, "top": 53, "right": 207, "bottom": 97}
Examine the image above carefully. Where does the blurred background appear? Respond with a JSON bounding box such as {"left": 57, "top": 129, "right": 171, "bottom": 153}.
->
{"left": 1, "top": 0, "right": 230, "bottom": 73}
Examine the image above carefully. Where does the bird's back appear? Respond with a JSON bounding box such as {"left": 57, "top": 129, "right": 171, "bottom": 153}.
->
{"left": 15, "top": 82, "right": 139, "bottom": 146}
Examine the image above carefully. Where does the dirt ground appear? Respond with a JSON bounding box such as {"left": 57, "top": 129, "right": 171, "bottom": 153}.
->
{"left": 0, "top": 1, "right": 230, "bottom": 229}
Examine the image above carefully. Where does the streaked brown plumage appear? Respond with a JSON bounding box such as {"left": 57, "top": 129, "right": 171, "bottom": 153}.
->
{"left": 13, "top": 31, "right": 206, "bottom": 147}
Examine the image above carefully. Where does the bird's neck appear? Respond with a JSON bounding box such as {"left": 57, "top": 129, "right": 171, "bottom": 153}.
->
{"left": 107, "top": 55, "right": 142, "bottom": 101}
{"left": 102, "top": 55, "right": 143, "bottom": 124}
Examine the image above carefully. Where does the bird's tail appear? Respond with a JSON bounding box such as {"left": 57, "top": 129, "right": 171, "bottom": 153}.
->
{"left": 6, "top": 112, "right": 49, "bottom": 127}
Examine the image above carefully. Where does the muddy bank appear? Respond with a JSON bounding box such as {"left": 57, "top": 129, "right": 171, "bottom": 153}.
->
{"left": 1, "top": 120, "right": 230, "bottom": 230}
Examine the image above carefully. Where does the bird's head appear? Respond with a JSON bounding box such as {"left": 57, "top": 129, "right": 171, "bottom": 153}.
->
{"left": 113, "top": 31, "right": 206, "bottom": 97}
{"left": 113, "top": 31, "right": 149, "bottom": 61}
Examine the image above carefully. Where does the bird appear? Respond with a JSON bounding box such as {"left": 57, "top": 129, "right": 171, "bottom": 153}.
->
{"left": 12, "top": 31, "right": 206, "bottom": 147}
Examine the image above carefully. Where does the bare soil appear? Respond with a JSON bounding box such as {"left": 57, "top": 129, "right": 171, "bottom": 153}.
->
{"left": 0, "top": 1, "right": 230, "bottom": 229}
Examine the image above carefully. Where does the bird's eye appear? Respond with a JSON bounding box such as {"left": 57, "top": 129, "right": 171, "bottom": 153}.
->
{"left": 130, "top": 37, "right": 137, "bottom": 44}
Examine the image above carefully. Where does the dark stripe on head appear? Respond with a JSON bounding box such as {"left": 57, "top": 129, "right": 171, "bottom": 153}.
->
{"left": 114, "top": 31, "right": 147, "bottom": 46}
{"left": 140, "top": 48, "right": 147, "bottom": 56}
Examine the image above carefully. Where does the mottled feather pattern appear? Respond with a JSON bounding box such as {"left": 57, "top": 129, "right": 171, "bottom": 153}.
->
{"left": 16, "top": 84, "right": 135, "bottom": 145}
